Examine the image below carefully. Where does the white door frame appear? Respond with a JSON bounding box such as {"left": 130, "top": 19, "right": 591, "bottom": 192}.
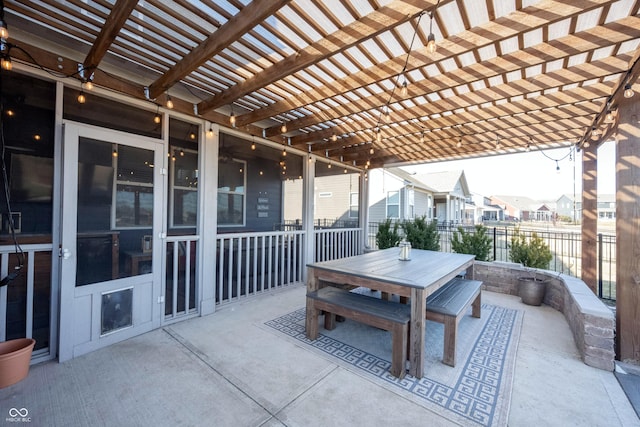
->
{"left": 58, "top": 122, "right": 166, "bottom": 361}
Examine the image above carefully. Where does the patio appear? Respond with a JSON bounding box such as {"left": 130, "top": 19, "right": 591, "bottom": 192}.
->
{"left": 0, "top": 2, "right": 639, "bottom": 424}
{"left": 1, "top": 285, "right": 637, "bottom": 426}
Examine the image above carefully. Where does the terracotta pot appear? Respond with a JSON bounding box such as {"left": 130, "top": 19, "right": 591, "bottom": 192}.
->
{"left": 518, "top": 277, "right": 548, "bottom": 306}
{"left": 0, "top": 338, "right": 35, "bottom": 389}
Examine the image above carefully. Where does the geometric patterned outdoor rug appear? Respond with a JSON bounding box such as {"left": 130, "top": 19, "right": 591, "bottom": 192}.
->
{"left": 265, "top": 294, "right": 522, "bottom": 427}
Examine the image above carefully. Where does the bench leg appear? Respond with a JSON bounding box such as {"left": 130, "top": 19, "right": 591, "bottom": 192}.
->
{"left": 472, "top": 291, "right": 481, "bottom": 318}
{"left": 390, "top": 322, "right": 408, "bottom": 379}
{"left": 324, "top": 312, "right": 337, "bottom": 330}
{"left": 306, "top": 298, "right": 319, "bottom": 340}
{"left": 442, "top": 315, "right": 457, "bottom": 367}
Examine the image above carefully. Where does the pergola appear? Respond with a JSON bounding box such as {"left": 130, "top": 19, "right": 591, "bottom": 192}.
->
{"left": 2, "top": 0, "right": 639, "bottom": 361}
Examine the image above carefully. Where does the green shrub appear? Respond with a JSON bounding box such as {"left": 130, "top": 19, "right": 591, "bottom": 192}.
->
{"left": 402, "top": 215, "right": 440, "bottom": 251}
{"left": 450, "top": 225, "right": 493, "bottom": 261}
{"left": 376, "top": 218, "right": 401, "bottom": 249}
{"left": 509, "top": 228, "right": 553, "bottom": 269}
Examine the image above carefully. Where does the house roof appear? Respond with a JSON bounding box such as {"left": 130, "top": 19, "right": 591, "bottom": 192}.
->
{"left": 384, "top": 167, "right": 437, "bottom": 193}
{"left": 491, "top": 195, "right": 541, "bottom": 211}
{"left": 413, "top": 170, "right": 470, "bottom": 195}
{"left": 4, "top": 1, "right": 639, "bottom": 169}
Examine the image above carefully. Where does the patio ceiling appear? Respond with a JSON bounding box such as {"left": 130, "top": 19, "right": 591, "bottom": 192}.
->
{"left": 4, "top": 0, "right": 640, "bottom": 169}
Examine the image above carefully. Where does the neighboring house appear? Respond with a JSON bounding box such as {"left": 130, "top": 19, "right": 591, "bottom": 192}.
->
{"left": 490, "top": 195, "right": 553, "bottom": 221}
{"left": 368, "top": 168, "right": 436, "bottom": 223}
{"left": 556, "top": 194, "right": 615, "bottom": 222}
{"left": 598, "top": 194, "right": 616, "bottom": 220}
{"left": 368, "top": 168, "right": 471, "bottom": 225}
{"left": 556, "top": 194, "right": 581, "bottom": 221}
{"left": 465, "top": 193, "right": 505, "bottom": 223}
{"left": 413, "top": 170, "right": 471, "bottom": 225}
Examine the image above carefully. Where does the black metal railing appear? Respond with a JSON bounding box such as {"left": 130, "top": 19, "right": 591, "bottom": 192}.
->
{"left": 367, "top": 221, "right": 616, "bottom": 302}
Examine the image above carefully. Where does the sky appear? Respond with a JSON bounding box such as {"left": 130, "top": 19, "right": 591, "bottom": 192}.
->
{"left": 401, "top": 140, "right": 616, "bottom": 201}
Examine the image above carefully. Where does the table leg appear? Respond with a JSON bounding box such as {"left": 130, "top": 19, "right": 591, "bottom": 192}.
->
{"left": 409, "top": 287, "right": 426, "bottom": 378}
{"left": 306, "top": 271, "right": 320, "bottom": 339}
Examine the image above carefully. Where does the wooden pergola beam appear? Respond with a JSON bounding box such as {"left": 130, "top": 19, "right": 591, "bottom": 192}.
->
{"left": 238, "top": 0, "right": 617, "bottom": 128}
{"left": 82, "top": 0, "right": 139, "bottom": 72}
{"left": 196, "top": 0, "right": 432, "bottom": 114}
{"left": 147, "top": 0, "right": 292, "bottom": 100}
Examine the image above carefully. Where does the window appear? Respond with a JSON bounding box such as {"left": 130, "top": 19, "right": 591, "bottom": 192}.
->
{"left": 387, "top": 191, "right": 399, "bottom": 218}
{"left": 170, "top": 148, "right": 198, "bottom": 227}
{"left": 349, "top": 192, "right": 359, "bottom": 218}
{"left": 407, "top": 188, "right": 415, "bottom": 218}
{"left": 218, "top": 159, "right": 246, "bottom": 226}
{"left": 114, "top": 145, "right": 154, "bottom": 229}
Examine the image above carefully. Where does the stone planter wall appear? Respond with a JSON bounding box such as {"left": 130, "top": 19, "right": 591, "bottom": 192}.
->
{"left": 474, "top": 261, "right": 615, "bottom": 371}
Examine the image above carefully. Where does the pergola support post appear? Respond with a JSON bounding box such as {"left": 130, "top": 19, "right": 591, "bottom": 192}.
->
{"left": 616, "top": 93, "right": 640, "bottom": 362}
{"left": 581, "top": 142, "right": 598, "bottom": 294}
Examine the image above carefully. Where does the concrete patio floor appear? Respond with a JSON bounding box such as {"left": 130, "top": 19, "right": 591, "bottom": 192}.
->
{"left": 1, "top": 285, "right": 638, "bottom": 427}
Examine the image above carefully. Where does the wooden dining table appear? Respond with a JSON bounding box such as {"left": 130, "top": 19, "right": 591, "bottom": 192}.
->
{"left": 305, "top": 248, "right": 475, "bottom": 378}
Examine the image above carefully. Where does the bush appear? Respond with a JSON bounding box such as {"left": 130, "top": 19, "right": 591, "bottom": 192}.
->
{"left": 402, "top": 215, "right": 439, "bottom": 251}
{"left": 450, "top": 225, "right": 493, "bottom": 261}
{"left": 509, "top": 228, "right": 553, "bottom": 269}
{"left": 376, "top": 218, "right": 400, "bottom": 249}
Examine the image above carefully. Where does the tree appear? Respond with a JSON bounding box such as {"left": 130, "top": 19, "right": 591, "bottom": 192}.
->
{"left": 402, "top": 215, "right": 440, "bottom": 251}
{"left": 376, "top": 218, "right": 401, "bottom": 249}
{"left": 509, "top": 228, "right": 553, "bottom": 269}
{"left": 451, "top": 225, "right": 493, "bottom": 261}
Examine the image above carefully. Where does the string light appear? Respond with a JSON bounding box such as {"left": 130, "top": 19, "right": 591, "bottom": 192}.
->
{"left": 399, "top": 77, "right": 408, "bottom": 97}
{"left": 426, "top": 2, "right": 441, "bottom": 55}
{"left": 153, "top": 104, "right": 161, "bottom": 124}
{"left": 229, "top": 104, "right": 236, "bottom": 126}
{"left": 207, "top": 125, "right": 214, "bottom": 137}
{"left": 280, "top": 121, "right": 287, "bottom": 133}
{"left": 0, "top": 53, "right": 10, "bottom": 71}
{"left": 623, "top": 83, "right": 634, "bottom": 98}
{"left": 165, "top": 93, "right": 174, "bottom": 109}
{"left": 77, "top": 90, "right": 86, "bottom": 104}
{"left": 457, "top": 137, "right": 462, "bottom": 148}
{"left": 0, "top": 17, "right": 8, "bottom": 39}
{"left": 605, "top": 111, "right": 613, "bottom": 123}
{"left": 0, "top": 14, "right": 11, "bottom": 71}
{"left": 331, "top": 133, "right": 337, "bottom": 142}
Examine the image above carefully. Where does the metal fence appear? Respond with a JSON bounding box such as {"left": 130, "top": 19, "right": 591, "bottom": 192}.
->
{"left": 367, "top": 221, "right": 616, "bottom": 301}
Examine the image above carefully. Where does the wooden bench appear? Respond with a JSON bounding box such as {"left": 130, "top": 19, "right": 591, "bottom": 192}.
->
{"left": 306, "top": 287, "right": 411, "bottom": 378}
{"left": 426, "top": 278, "right": 482, "bottom": 367}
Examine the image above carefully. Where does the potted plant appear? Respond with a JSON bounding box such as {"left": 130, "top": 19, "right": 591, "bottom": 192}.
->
{"left": 450, "top": 225, "right": 493, "bottom": 261}
{"left": 509, "top": 228, "right": 553, "bottom": 305}
{"left": 0, "top": 338, "right": 35, "bottom": 388}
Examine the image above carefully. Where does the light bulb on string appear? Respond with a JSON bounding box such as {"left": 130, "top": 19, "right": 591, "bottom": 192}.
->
{"left": 399, "top": 77, "right": 408, "bottom": 97}
{"left": 165, "top": 94, "right": 174, "bottom": 109}
{"left": 0, "top": 19, "right": 9, "bottom": 39}
{"left": 1, "top": 55, "right": 11, "bottom": 71}
{"left": 331, "top": 133, "right": 337, "bottom": 142}
{"left": 77, "top": 90, "right": 86, "bottom": 104}
{"left": 624, "top": 83, "right": 634, "bottom": 98}
{"left": 555, "top": 160, "right": 560, "bottom": 174}
{"left": 457, "top": 137, "right": 462, "bottom": 148}
{"left": 280, "top": 122, "right": 287, "bottom": 134}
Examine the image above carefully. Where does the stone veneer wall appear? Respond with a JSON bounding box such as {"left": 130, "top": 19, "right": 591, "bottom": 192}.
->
{"left": 473, "top": 261, "right": 615, "bottom": 371}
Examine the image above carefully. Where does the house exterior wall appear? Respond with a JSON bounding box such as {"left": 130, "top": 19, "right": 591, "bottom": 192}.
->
{"left": 313, "top": 173, "right": 360, "bottom": 226}
{"left": 368, "top": 169, "right": 406, "bottom": 223}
